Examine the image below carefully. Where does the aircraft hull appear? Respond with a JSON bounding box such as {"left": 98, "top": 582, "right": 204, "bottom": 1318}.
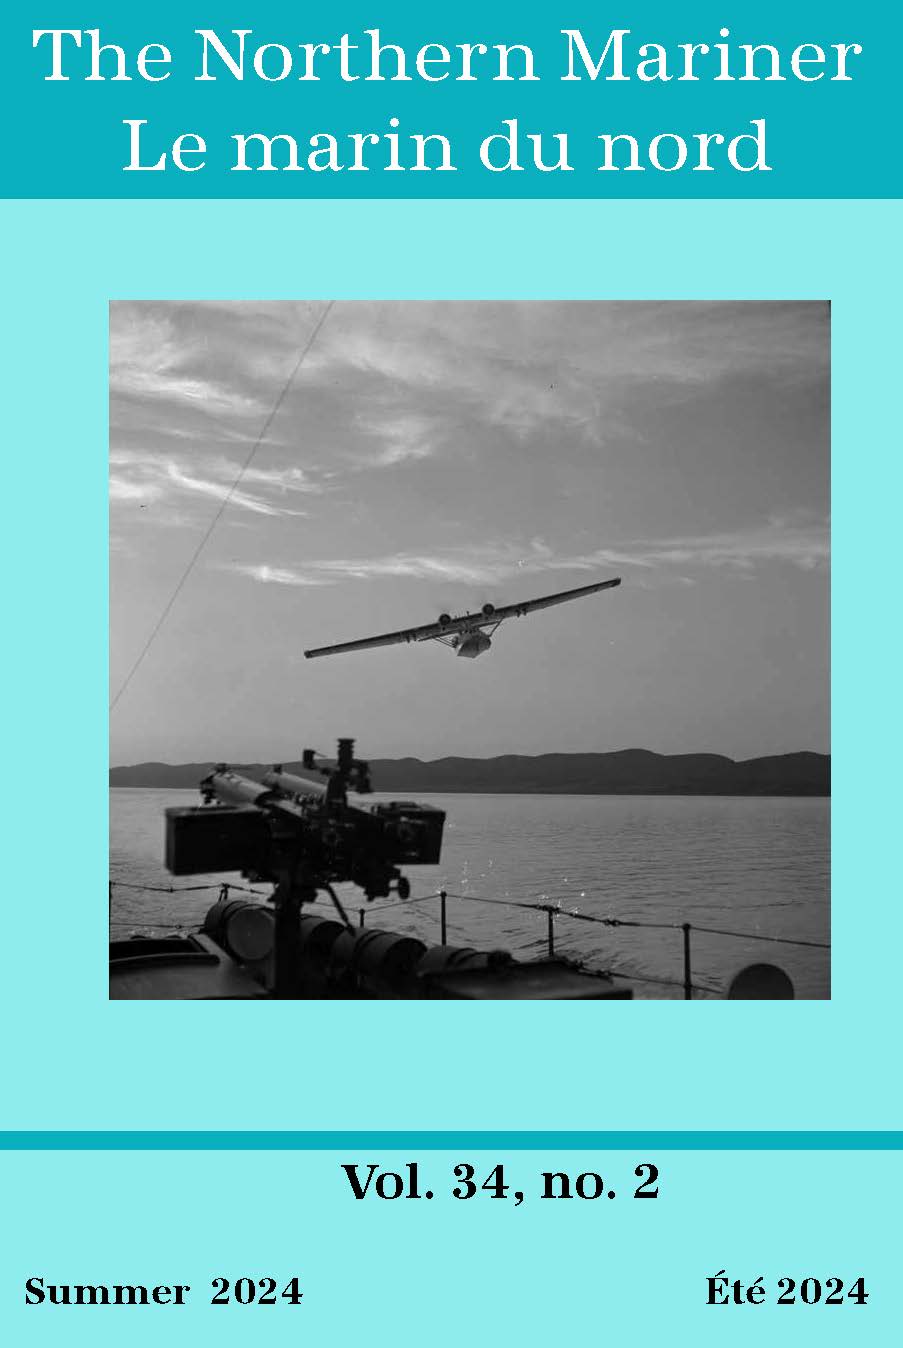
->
{"left": 455, "top": 632, "right": 492, "bottom": 658}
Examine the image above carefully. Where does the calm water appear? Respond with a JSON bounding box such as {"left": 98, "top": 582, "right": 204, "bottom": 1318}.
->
{"left": 110, "top": 789, "right": 830, "bottom": 1000}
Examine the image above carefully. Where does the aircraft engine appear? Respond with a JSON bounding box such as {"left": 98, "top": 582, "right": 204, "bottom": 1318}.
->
{"left": 482, "top": 603, "right": 496, "bottom": 617}
{"left": 438, "top": 613, "right": 451, "bottom": 626}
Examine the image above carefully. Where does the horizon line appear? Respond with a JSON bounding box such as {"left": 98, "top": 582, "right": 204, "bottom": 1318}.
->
{"left": 110, "top": 746, "right": 831, "bottom": 771}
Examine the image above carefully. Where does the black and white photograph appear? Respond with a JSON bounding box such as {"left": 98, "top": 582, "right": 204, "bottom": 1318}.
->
{"left": 109, "top": 300, "right": 830, "bottom": 1000}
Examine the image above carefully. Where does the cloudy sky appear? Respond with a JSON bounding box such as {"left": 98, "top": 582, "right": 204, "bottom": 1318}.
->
{"left": 110, "top": 300, "right": 829, "bottom": 765}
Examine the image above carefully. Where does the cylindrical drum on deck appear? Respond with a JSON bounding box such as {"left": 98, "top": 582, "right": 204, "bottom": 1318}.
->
{"left": 203, "top": 899, "right": 274, "bottom": 963}
{"left": 330, "top": 927, "right": 427, "bottom": 993}
{"left": 298, "top": 914, "right": 345, "bottom": 960}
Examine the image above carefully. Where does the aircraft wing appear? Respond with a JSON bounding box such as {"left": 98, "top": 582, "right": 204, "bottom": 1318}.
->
{"left": 304, "top": 619, "right": 447, "bottom": 659}
{"left": 487, "top": 577, "right": 621, "bottom": 622}
{"left": 304, "top": 577, "right": 621, "bottom": 658}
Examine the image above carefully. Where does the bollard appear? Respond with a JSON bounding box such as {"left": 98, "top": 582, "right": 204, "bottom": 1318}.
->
{"left": 682, "top": 923, "right": 692, "bottom": 1000}
{"left": 359, "top": 908, "right": 365, "bottom": 928}
{"left": 440, "top": 890, "right": 447, "bottom": 945}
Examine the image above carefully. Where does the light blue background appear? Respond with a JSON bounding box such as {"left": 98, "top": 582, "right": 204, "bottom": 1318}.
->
{"left": 1, "top": 198, "right": 895, "bottom": 1129}
{"left": 1, "top": 1148, "right": 898, "bottom": 1344}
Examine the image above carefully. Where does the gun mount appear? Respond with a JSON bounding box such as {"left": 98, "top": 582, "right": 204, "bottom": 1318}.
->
{"left": 164, "top": 738, "right": 445, "bottom": 996}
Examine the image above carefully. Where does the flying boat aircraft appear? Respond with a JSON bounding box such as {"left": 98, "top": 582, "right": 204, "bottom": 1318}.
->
{"left": 303, "top": 577, "right": 621, "bottom": 660}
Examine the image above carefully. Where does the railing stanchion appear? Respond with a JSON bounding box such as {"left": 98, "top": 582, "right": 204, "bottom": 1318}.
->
{"left": 682, "top": 923, "right": 692, "bottom": 1000}
{"left": 547, "top": 907, "right": 555, "bottom": 957}
{"left": 440, "top": 890, "right": 447, "bottom": 944}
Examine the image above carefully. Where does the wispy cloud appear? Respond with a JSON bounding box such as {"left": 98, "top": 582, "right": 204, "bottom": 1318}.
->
{"left": 109, "top": 476, "right": 164, "bottom": 505}
{"left": 110, "top": 302, "right": 829, "bottom": 500}
{"left": 301, "top": 300, "right": 828, "bottom": 465}
{"left": 223, "top": 563, "right": 333, "bottom": 587}
{"left": 218, "top": 518, "right": 829, "bottom": 591}
{"left": 218, "top": 542, "right": 583, "bottom": 589}
{"left": 110, "top": 311, "right": 262, "bottom": 417}
{"left": 345, "top": 410, "right": 442, "bottom": 467}
{"left": 163, "top": 463, "right": 305, "bottom": 517}
{"left": 628, "top": 515, "right": 830, "bottom": 572}
{"left": 110, "top": 450, "right": 320, "bottom": 519}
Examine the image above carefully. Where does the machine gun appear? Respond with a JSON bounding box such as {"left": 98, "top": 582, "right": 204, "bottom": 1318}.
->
{"left": 164, "top": 738, "right": 445, "bottom": 995}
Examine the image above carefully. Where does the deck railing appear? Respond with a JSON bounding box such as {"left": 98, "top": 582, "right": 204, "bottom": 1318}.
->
{"left": 109, "top": 880, "right": 830, "bottom": 999}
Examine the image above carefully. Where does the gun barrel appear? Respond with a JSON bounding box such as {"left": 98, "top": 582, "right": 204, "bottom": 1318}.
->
{"left": 205, "top": 769, "right": 271, "bottom": 808}
{"left": 262, "top": 769, "right": 327, "bottom": 799}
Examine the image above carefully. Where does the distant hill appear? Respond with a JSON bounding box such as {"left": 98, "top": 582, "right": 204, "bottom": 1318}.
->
{"left": 109, "top": 749, "right": 829, "bottom": 796}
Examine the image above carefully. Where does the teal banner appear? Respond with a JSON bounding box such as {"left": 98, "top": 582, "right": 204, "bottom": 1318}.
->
{"left": 11, "top": 2, "right": 899, "bottom": 197}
